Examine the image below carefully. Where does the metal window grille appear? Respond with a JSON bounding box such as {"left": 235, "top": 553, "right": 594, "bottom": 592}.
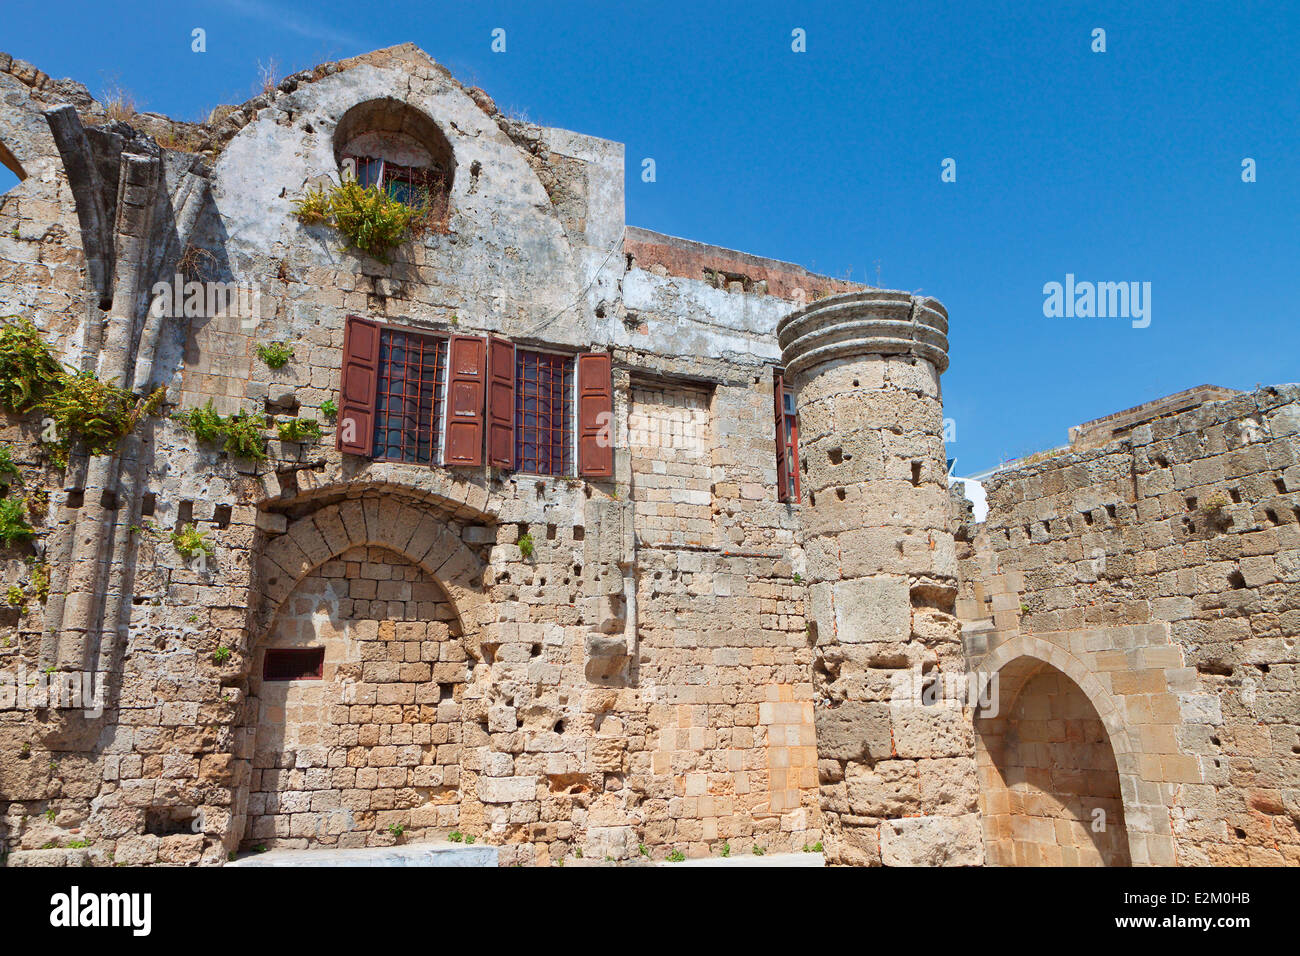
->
{"left": 344, "top": 154, "right": 440, "bottom": 203}
{"left": 373, "top": 328, "right": 447, "bottom": 464}
{"left": 515, "top": 349, "right": 574, "bottom": 476}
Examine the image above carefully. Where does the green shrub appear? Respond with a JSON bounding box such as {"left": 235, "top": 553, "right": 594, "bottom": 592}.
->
{"left": 173, "top": 401, "right": 268, "bottom": 461}
{"left": 0, "top": 317, "right": 165, "bottom": 465}
{"left": 27, "top": 559, "right": 49, "bottom": 603}
{"left": 293, "top": 180, "right": 434, "bottom": 262}
{"left": 171, "top": 523, "right": 214, "bottom": 560}
{"left": 276, "top": 417, "right": 321, "bottom": 443}
{"left": 667, "top": 849, "right": 685, "bottom": 863}
{"left": 0, "top": 445, "right": 20, "bottom": 483}
{"left": 0, "top": 317, "right": 64, "bottom": 413}
{"left": 0, "top": 496, "right": 33, "bottom": 546}
{"left": 212, "top": 646, "right": 232, "bottom": 665}
{"left": 42, "top": 371, "right": 166, "bottom": 460}
{"left": 256, "top": 342, "right": 294, "bottom": 369}
{"left": 6, "top": 584, "right": 24, "bottom": 608}
{"left": 517, "top": 532, "right": 535, "bottom": 560}
{"left": 320, "top": 398, "right": 337, "bottom": 419}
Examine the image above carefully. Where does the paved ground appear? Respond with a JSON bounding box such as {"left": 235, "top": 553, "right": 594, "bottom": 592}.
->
{"left": 226, "top": 842, "right": 498, "bottom": 867}
{"left": 654, "top": 852, "right": 824, "bottom": 867}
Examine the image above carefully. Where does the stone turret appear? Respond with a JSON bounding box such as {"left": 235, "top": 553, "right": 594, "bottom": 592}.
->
{"left": 779, "top": 290, "right": 983, "bottom": 866}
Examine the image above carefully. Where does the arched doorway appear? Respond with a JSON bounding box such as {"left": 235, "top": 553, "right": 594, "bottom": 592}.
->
{"left": 245, "top": 543, "right": 471, "bottom": 850}
{"left": 976, "top": 658, "right": 1131, "bottom": 866}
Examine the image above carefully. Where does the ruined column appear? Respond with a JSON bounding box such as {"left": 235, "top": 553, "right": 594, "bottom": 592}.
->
{"left": 779, "top": 290, "right": 983, "bottom": 866}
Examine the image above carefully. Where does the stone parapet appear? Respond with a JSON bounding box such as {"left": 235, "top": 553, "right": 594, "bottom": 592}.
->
{"left": 777, "top": 289, "right": 950, "bottom": 378}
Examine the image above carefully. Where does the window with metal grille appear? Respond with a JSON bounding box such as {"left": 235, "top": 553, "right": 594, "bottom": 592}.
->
{"left": 263, "top": 648, "right": 325, "bottom": 682}
{"left": 373, "top": 327, "right": 447, "bottom": 464}
{"left": 781, "top": 388, "right": 801, "bottom": 502}
{"left": 344, "top": 154, "right": 444, "bottom": 207}
{"left": 515, "top": 349, "right": 574, "bottom": 476}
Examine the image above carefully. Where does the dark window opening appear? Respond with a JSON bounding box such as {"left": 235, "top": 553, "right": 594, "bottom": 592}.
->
{"left": 515, "top": 349, "right": 574, "bottom": 476}
{"left": 263, "top": 647, "right": 325, "bottom": 682}
{"left": 373, "top": 327, "right": 447, "bottom": 464}
{"left": 213, "top": 504, "right": 232, "bottom": 528}
{"left": 779, "top": 386, "right": 801, "bottom": 502}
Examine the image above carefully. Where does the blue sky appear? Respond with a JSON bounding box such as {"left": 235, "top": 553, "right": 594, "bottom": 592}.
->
{"left": 2, "top": 0, "right": 1296, "bottom": 474}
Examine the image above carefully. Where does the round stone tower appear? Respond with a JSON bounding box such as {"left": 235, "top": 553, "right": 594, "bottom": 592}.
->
{"left": 778, "top": 290, "right": 983, "bottom": 866}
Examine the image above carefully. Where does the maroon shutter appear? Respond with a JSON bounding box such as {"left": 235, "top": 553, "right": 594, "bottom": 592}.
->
{"left": 337, "top": 315, "right": 380, "bottom": 456}
{"left": 775, "top": 371, "right": 789, "bottom": 502}
{"left": 486, "top": 336, "right": 516, "bottom": 469}
{"left": 577, "top": 352, "right": 614, "bottom": 478}
{"left": 443, "top": 335, "right": 486, "bottom": 466}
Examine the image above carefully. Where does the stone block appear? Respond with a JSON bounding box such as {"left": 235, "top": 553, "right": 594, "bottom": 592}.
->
{"left": 813, "top": 701, "right": 893, "bottom": 763}
{"left": 833, "top": 577, "right": 910, "bottom": 644}
{"left": 879, "top": 813, "right": 983, "bottom": 866}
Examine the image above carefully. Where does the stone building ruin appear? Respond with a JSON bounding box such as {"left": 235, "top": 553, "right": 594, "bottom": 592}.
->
{"left": 0, "top": 44, "right": 1295, "bottom": 867}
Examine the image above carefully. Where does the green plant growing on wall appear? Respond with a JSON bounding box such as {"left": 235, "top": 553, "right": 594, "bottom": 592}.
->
{"left": 173, "top": 401, "right": 268, "bottom": 461}
{"left": 0, "top": 496, "right": 33, "bottom": 546}
{"left": 387, "top": 823, "right": 406, "bottom": 838}
{"left": 666, "top": 849, "right": 685, "bottom": 862}
{"left": 517, "top": 532, "right": 535, "bottom": 560}
{"left": 171, "top": 523, "right": 214, "bottom": 561}
{"left": 448, "top": 830, "right": 464, "bottom": 843}
{"left": 0, "top": 318, "right": 167, "bottom": 467}
{"left": 319, "top": 398, "right": 337, "bottom": 419}
{"left": 0, "top": 444, "right": 21, "bottom": 483}
{"left": 256, "top": 342, "right": 294, "bottom": 369}
{"left": 6, "top": 584, "right": 25, "bottom": 609}
{"left": 275, "top": 417, "right": 322, "bottom": 443}
{"left": 27, "top": 559, "right": 50, "bottom": 604}
{"left": 1201, "top": 493, "right": 1230, "bottom": 513}
{"left": 292, "top": 180, "right": 436, "bottom": 262}
{"left": 40, "top": 373, "right": 166, "bottom": 465}
{"left": 26, "top": 488, "right": 47, "bottom": 517}
{"left": 212, "top": 646, "right": 232, "bottom": 665}
{"left": 0, "top": 317, "right": 65, "bottom": 413}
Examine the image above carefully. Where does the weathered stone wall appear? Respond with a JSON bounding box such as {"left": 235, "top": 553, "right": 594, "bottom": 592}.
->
{"left": 965, "top": 384, "right": 1300, "bottom": 865}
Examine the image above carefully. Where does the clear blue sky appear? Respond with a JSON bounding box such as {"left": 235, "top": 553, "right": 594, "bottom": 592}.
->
{"left": 2, "top": 0, "right": 1296, "bottom": 473}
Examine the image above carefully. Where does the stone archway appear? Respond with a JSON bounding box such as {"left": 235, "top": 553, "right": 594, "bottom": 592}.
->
{"left": 236, "top": 496, "right": 493, "bottom": 851}
{"left": 976, "top": 656, "right": 1130, "bottom": 866}
{"left": 972, "top": 634, "right": 1174, "bottom": 866}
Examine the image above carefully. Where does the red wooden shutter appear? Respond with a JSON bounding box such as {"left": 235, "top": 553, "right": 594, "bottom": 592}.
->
{"left": 577, "top": 351, "right": 614, "bottom": 478}
{"left": 775, "top": 371, "right": 789, "bottom": 502}
{"left": 485, "top": 336, "right": 516, "bottom": 469}
{"left": 337, "top": 314, "right": 380, "bottom": 456}
{"left": 443, "top": 335, "right": 487, "bottom": 466}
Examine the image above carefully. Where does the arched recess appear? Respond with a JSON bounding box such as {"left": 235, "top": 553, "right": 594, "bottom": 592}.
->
{"left": 332, "top": 97, "right": 454, "bottom": 227}
{"left": 973, "top": 636, "right": 1167, "bottom": 867}
{"left": 258, "top": 496, "right": 490, "bottom": 655}
{"left": 236, "top": 496, "right": 493, "bottom": 851}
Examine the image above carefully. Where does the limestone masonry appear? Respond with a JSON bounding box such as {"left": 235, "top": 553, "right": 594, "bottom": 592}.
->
{"left": 0, "top": 44, "right": 1294, "bottom": 867}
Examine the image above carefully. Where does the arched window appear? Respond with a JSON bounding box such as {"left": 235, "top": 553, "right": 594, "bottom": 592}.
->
{"left": 0, "top": 139, "right": 25, "bottom": 195}
{"left": 333, "top": 98, "right": 454, "bottom": 230}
